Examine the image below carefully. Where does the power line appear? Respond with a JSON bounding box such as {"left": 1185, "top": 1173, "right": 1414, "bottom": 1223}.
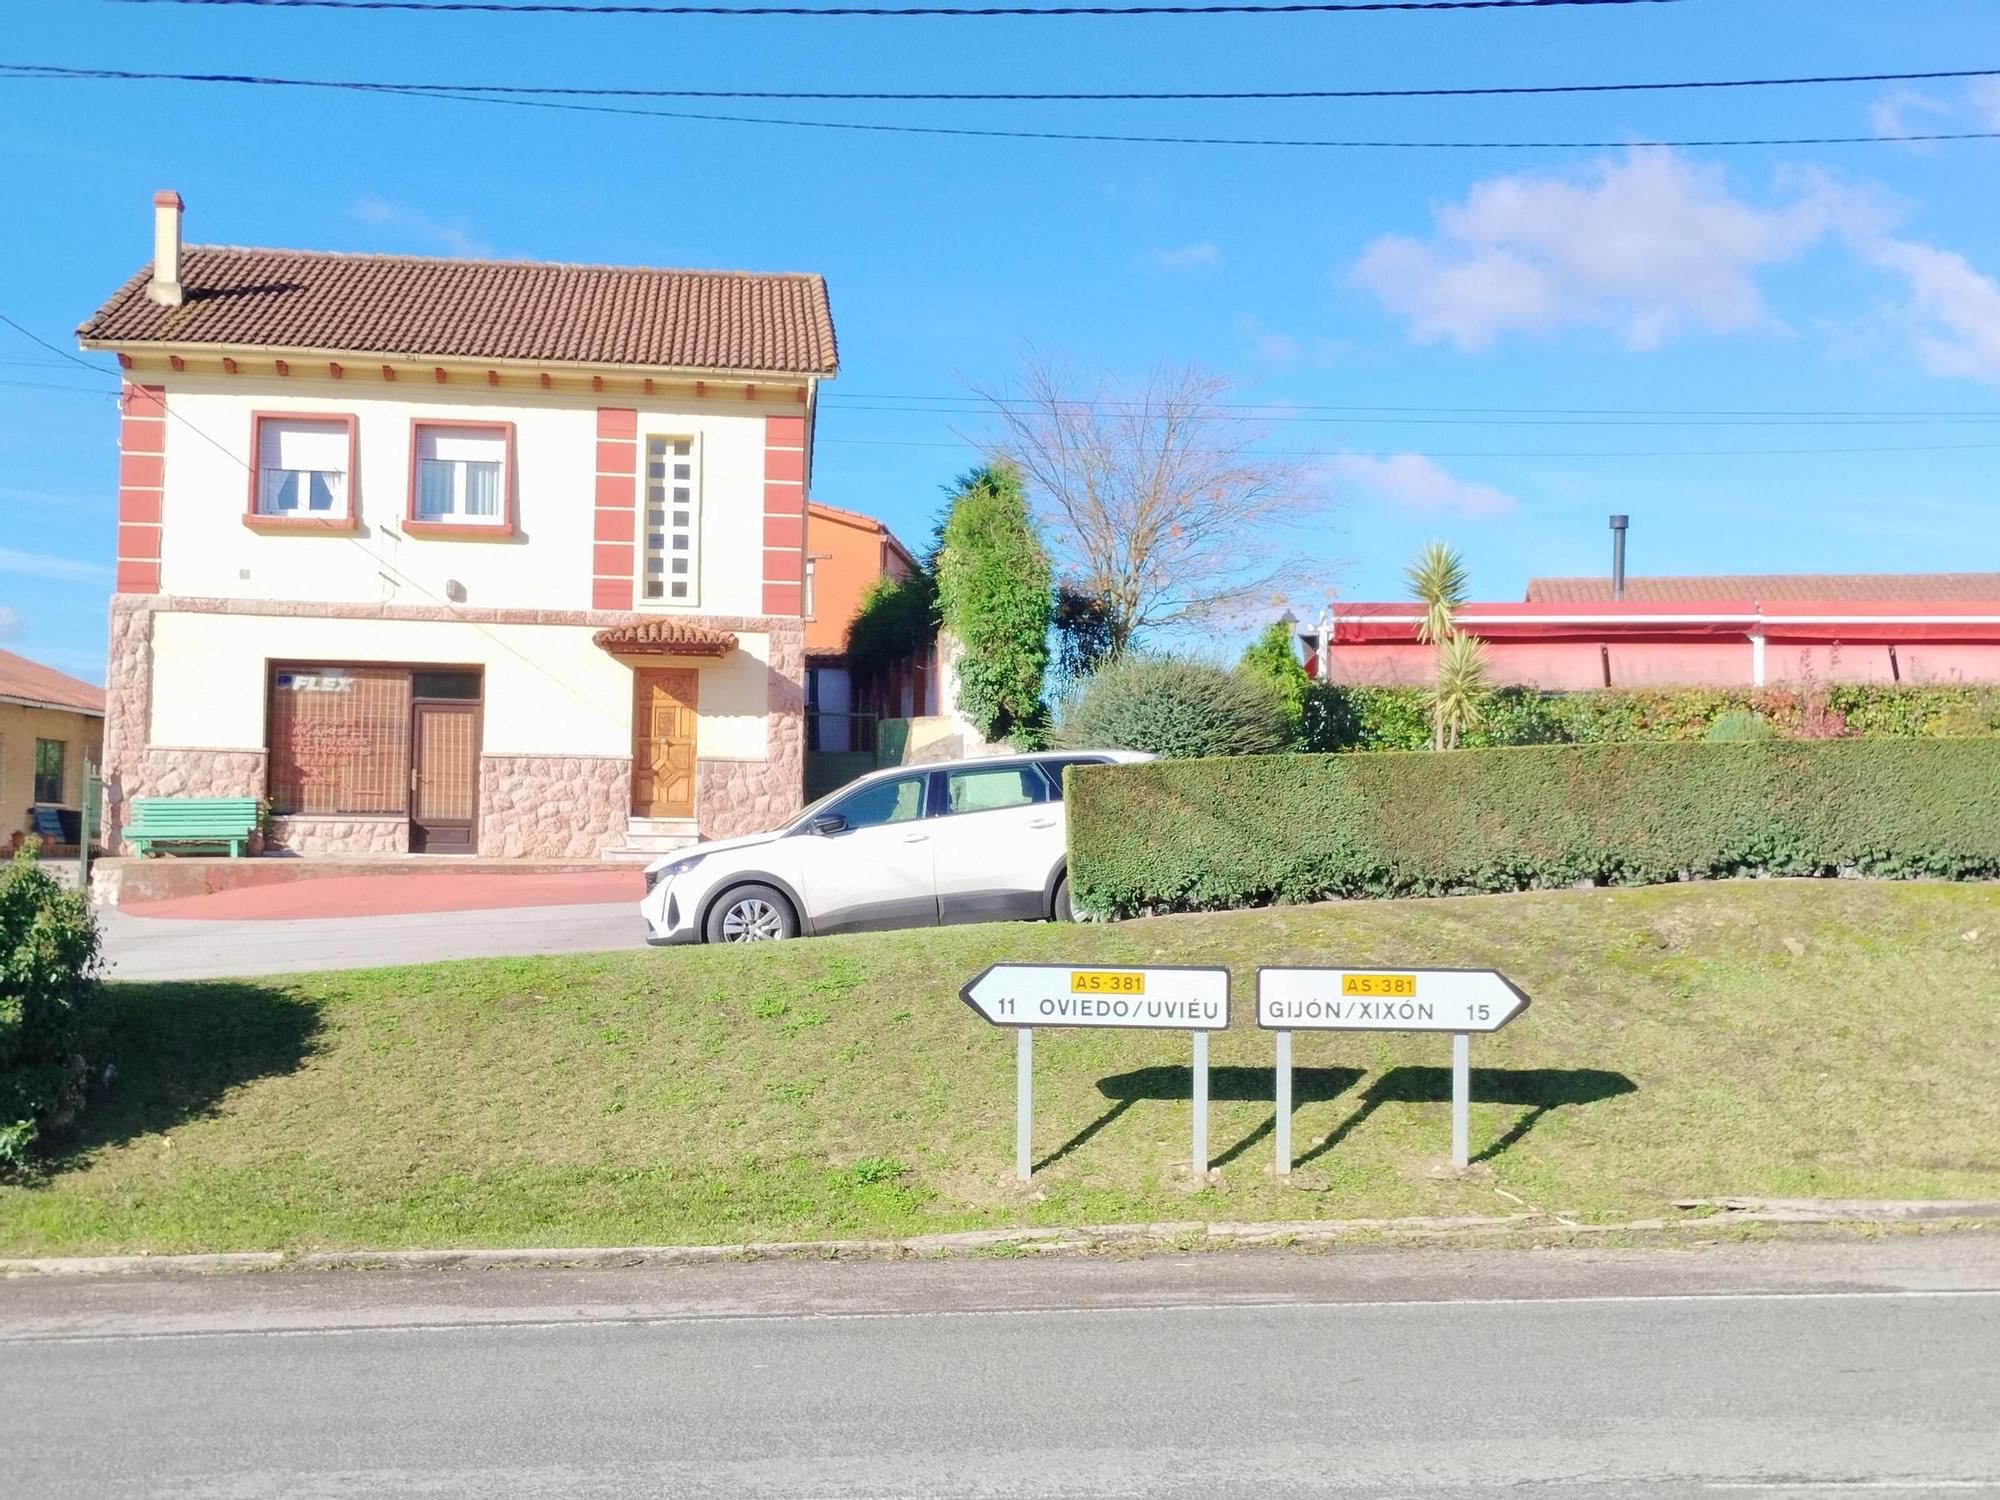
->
{"left": 17, "top": 59, "right": 1994, "bottom": 103}
{"left": 823, "top": 400, "right": 2000, "bottom": 427}
{"left": 820, "top": 434, "right": 2000, "bottom": 458}
{"left": 827, "top": 391, "right": 2000, "bottom": 419}
{"left": 7, "top": 67, "right": 1994, "bottom": 149}
{"left": 112, "top": 0, "right": 1691, "bottom": 19}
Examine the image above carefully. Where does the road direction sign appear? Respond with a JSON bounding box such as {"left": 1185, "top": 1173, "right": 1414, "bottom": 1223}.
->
{"left": 960, "top": 964, "right": 1230, "bottom": 1031}
{"left": 960, "top": 964, "right": 1230, "bottom": 1181}
{"left": 1257, "top": 967, "right": 1530, "bottom": 1172}
{"left": 1257, "top": 967, "right": 1528, "bottom": 1034}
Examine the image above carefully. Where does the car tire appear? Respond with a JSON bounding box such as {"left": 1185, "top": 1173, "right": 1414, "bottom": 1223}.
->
{"left": 1051, "top": 873, "right": 1082, "bottom": 923}
{"left": 704, "top": 884, "right": 800, "bottom": 944}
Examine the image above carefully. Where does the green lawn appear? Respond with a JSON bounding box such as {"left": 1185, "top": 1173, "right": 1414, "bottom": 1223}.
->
{"left": 3, "top": 880, "right": 1997, "bottom": 1256}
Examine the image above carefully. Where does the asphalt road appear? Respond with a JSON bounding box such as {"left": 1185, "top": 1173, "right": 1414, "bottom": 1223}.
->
{"left": 4, "top": 1237, "right": 1999, "bottom": 1498}
{"left": 99, "top": 900, "right": 646, "bottom": 981}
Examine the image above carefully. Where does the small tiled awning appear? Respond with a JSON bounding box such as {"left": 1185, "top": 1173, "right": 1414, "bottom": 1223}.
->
{"left": 592, "top": 619, "right": 739, "bottom": 658}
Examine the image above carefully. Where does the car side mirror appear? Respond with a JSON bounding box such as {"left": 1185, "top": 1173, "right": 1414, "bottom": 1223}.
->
{"left": 809, "top": 814, "right": 847, "bottom": 836}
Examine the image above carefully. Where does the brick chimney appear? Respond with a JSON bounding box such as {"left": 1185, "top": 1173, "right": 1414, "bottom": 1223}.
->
{"left": 146, "top": 190, "right": 184, "bottom": 307}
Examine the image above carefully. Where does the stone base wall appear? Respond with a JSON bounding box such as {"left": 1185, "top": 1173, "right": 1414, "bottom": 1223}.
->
{"left": 267, "top": 815, "right": 409, "bottom": 856}
{"left": 698, "top": 757, "right": 799, "bottom": 840}
{"left": 478, "top": 754, "right": 630, "bottom": 857}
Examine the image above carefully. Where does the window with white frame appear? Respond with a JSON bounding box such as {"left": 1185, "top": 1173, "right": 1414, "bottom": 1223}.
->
{"left": 256, "top": 417, "right": 350, "bottom": 517}
{"left": 641, "top": 434, "right": 700, "bottom": 604}
{"left": 414, "top": 424, "right": 507, "bottom": 524}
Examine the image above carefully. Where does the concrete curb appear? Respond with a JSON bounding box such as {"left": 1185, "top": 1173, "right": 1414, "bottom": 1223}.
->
{"left": 5, "top": 1200, "right": 1997, "bottom": 1278}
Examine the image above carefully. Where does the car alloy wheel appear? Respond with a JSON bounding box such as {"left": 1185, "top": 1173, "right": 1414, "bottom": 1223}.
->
{"left": 720, "top": 896, "right": 786, "bottom": 942}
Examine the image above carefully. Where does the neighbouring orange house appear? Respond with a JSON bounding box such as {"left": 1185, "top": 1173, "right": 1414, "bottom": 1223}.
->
{"left": 803, "top": 501, "right": 933, "bottom": 753}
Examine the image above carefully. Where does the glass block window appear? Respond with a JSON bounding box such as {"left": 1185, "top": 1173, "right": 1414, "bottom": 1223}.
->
{"left": 641, "top": 435, "right": 700, "bottom": 605}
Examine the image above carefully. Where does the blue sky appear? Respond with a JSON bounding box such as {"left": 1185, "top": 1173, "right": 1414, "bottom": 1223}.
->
{"left": 4, "top": 0, "right": 1999, "bottom": 683}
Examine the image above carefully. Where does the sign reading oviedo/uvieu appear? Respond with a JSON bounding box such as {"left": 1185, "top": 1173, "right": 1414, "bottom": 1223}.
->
{"left": 959, "top": 964, "right": 1229, "bottom": 1031}
{"left": 959, "top": 964, "right": 1230, "bottom": 1182}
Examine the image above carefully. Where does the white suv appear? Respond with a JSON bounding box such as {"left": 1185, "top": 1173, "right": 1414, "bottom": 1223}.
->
{"left": 639, "top": 750, "right": 1150, "bottom": 944}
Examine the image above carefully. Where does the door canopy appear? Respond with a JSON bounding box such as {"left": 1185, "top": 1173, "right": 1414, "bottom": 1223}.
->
{"left": 593, "top": 620, "right": 738, "bottom": 659}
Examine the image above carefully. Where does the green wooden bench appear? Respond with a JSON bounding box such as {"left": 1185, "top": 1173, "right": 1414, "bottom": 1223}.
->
{"left": 121, "top": 797, "right": 261, "bottom": 858}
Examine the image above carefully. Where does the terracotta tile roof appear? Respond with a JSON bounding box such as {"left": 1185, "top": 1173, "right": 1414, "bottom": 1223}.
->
{"left": 0, "top": 648, "right": 105, "bottom": 715}
{"left": 592, "top": 619, "right": 739, "bottom": 657}
{"left": 78, "top": 246, "right": 837, "bottom": 376}
{"left": 1526, "top": 572, "right": 2000, "bottom": 604}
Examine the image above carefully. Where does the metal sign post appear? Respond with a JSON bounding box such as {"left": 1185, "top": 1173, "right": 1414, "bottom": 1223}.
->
{"left": 1258, "top": 967, "right": 1529, "bottom": 1172}
{"left": 960, "top": 963, "right": 1230, "bottom": 1180}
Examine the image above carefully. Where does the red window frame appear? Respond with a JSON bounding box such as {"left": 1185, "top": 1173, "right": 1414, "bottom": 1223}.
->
{"left": 244, "top": 411, "right": 361, "bottom": 533}
{"left": 404, "top": 418, "right": 517, "bottom": 539}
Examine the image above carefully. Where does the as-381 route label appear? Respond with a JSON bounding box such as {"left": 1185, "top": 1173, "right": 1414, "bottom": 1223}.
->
{"left": 959, "top": 964, "right": 1229, "bottom": 1031}
{"left": 1257, "top": 967, "right": 1528, "bottom": 1033}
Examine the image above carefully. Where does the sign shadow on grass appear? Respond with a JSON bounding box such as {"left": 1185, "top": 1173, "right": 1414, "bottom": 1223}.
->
{"left": 1293, "top": 1066, "right": 1638, "bottom": 1169}
{"left": 38, "top": 980, "right": 322, "bottom": 1176}
{"left": 1038, "top": 1065, "right": 1367, "bottom": 1173}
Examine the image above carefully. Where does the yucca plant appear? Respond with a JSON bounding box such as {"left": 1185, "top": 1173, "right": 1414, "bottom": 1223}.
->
{"left": 1431, "top": 629, "right": 1492, "bottom": 750}
{"left": 1404, "top": 541, "right": 1469, "bottom": 647}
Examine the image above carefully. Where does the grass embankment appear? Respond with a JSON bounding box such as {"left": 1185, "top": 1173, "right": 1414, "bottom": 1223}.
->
{"left": 2, "top": 881, "right": 1996, "bottom": 1256}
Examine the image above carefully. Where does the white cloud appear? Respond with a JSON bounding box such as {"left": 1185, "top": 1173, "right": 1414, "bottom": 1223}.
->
{"left": 1330, "top": 453, "right": 1517, "bottom": 519}
{"left": 353, "top": 197, "right": 494, "bottom": 258}
{"left": 1971, "top": 77, "right": 2000, "bottom": 128}
{"left": 1231, "top": 312, "right": 1300, "bottom": 363}
{"left": 0, "top": 605, "right": 19, "bottom": 641}
{"left": 1350, "top": 149, "right": 1839, "bottom": 352}
{"left": 1860, "top": 236, "right": 2000, "bottom": 381}
{"left": 1142, "top": 241, "right": 1223, "bottom": 274}
{"left": 1869, "top": 89, "right": 1951, "bottom": 141}
{"left": 0, "top": 547, "right": 109, "bottom": 582}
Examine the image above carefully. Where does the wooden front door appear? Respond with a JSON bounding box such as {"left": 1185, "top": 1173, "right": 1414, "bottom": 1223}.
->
{"left": 632, "top": 668, "right": 698, "bottom": 818}
{"left": 410, "top": 701, "right": 480, "bottom": 853}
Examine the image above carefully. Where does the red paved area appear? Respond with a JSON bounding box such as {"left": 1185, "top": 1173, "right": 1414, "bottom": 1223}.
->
{"left": 122, "top": 869, "right": 643, "bottom": 921}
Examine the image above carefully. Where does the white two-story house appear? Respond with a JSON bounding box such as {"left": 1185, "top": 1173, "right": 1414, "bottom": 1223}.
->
{"left": 80, "top": 190, "right": 836, "bottom": 857}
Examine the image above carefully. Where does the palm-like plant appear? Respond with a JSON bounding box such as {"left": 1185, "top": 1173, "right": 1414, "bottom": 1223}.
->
{"left": 1431, "top": 629, "right": 1491, "bottom": 750}
{"left": 1404, "top": 541, "right": 1469, "bottom": 646}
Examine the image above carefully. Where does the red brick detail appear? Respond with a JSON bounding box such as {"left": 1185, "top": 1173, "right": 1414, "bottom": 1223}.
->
{"left": 762, "top": 581, "right": 803, "bottom": 616}
{"left": 594, "top": 505, "right": 635, "bottom": 544}
{"left": 118, "top": 452, "right": 164, "bottom": 489}
{"left": 763, "top": 445, "right": 805, "bottom": 483}
{"left": 763, "top": 512, "right": 804, "bottom": 549}
{"left": 763, "top": 546, "right": 804, "bottom": 580}
{"left": 592, "top": 577, "right": 633, "bottom": 611}
{"left": 117, "top": 523, "right": 163, "bottom": 561}
{"left": 594, "top": 474, "right": 634, "bottom": 509}
{"left": 595, "top": 438, "right": 636, "bottom": 475}
{"left": 115, "top": 383, "right": 168, "bottom": 594}
{"left": 596, "top": 407, "right": 638, "bottom": 440}
{"left": 115, "top": 560, "right": 161, "bottom": 593}
{"left": 593, "top": 542, "right": 635, "bottom": 578}
{"left": 590, "top": 408, "right": 640, "bottom": 604}
{"left": 120, "top": 383, "right": 166, "bottom": 419}
{"left": 764, "top": 413, "right": 806, "bottom": 447}
{"left": 119, "top": 416, "right": 165, "bottom": 450}
{"left": 763, "top": 480, "right": 804, "bottom": 511}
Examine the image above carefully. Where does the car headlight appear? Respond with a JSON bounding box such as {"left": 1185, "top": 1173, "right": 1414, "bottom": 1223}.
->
{"left": 644, "top": 851, "right": 705, "bottom": 895}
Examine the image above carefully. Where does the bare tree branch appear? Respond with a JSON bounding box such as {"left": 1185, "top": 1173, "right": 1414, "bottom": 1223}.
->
{"left": 970, "top": 351, "right": 1334, "bottom": 649}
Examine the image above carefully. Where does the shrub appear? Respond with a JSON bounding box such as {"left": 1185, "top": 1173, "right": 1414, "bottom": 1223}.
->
{"left": 1304, "top": 682, "right": 2000, "bottom": 753}
{"left": 1067, "top": 740, "right": 2000, "bottom": 916}
{"left": 1, "top": 844, "right": 105, "bottom": 1172}
{"left": 845, "top": 570, "right": 935, "bottom": 683}
{"left": 1058, "top": 654, "right": 1289, "bottom": 758}
{"left": 1236, "top": 621, "right": 1311, "bottom": 745}
{"left": 1705, "top": 710, "right": 1777, "bottom": 743}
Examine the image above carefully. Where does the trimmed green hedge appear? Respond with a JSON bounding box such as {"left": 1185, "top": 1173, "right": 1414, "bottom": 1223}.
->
{"left": 1304, "top": 682, "right": 2000, "bottom": 753}
{"left": 1068, "top": 740, "right": 2000, "bottom": 916}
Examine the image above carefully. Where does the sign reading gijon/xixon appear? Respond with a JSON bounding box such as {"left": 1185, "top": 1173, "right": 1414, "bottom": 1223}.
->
{"left": 1257, "top": 967, "right": 1528, "bottom": 1033}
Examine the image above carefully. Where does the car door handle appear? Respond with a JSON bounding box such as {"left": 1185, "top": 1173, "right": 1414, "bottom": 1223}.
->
{"left": 1027, "top": 817, "right": 1056, "bottom": 829}
{"left": 901, "top": 833, "right": 929, "bottom": 843}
